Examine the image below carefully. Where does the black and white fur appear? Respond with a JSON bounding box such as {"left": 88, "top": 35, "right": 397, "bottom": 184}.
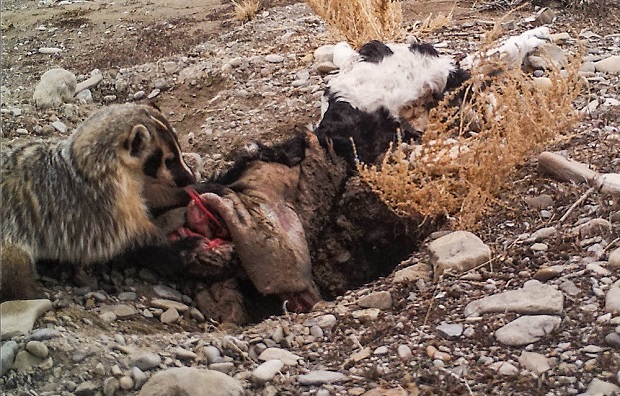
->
{"left": 315, "top": 40, "right": 470, "bottom": 165}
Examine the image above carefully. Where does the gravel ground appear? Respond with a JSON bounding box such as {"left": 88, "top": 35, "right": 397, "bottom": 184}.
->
{"left": 1, "top": 1, "right": 620, "bottom": 395}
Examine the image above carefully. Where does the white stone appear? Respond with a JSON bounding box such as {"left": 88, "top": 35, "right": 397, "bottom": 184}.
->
{"left": 582, "top": 378, "right": 620, "bottom": 395}
{"left": 464, "top": 280, "right": 563, "bottom": 317}
{"left": 357, "top": 291, "right": 392, "bottom": 309}
{"left": 138, "top": 368, "right": 244, "bottom": 396}
{"left": 518, "top": 351, "right": 550, "bottom": 375}
{"left": 489, "top": 361, "right": 519, "bottom": 375}
{"left": 39, "top": 47, "right": 62, "bottom": 54}
{"left": 75, "top": 73, "right": 103, "bottom": 93}
{"left": 252, "top": 359, "right": 283, "bottom": 383}
{"left": 33, "top": 68, "right": 77, "bottom": 109}
{"left": 258, "top": 348, "right": 302, "bottom": 366}
{"left": 313, "top": 45, "right": 335, "bottom": 63}
{"left": 608, "top": 248, "right": 620, "bottom": 268}
{"left": 393, "top": 263, "right": 431, "bottom": 283}
{"left": 265, "top": 54, "right": 285, "bottom": 63}
{"left": 130, "top": 351, "right": 162, "bottom": 371}
{"left": 437, "top": 322, "right": 463, "bottom": 338}
{"left": 594, "top": 56, "right": 620, "bottom": 74}
{"left": 0, "top": 299, "right": 53, "bottom": 338}
{"left": 397, "top": 345, "right": 413, "bottom": 360}
{"left": 606, "top": 281, "right": 620, "bottom": 314}
{"left": 297, "top": 370, "right": 348, "bottom": 385}
{"left": 494, "top": 315, "right": 562, "bottom": 346}
{"left": 429, "top": 231, "right": 491, "bottom": 279}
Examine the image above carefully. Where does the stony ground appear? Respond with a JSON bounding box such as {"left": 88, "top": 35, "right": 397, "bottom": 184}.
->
{"left": 1, "top": 0, "right": 620, "bottom": 395}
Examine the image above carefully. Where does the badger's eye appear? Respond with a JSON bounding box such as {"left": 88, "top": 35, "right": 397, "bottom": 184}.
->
{"left": 165, "top": 158, "right": 175, "bottom": 168}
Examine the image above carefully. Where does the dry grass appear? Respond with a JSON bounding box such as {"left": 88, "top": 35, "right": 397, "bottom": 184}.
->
{"left": 358, "top": 38, "right": 584, "bottom": 229}
{"left": 305, "top": 0, "right": 402, "bottom": 47}
{"left": 232, "top": 0, "right": 260, "bottom": 22}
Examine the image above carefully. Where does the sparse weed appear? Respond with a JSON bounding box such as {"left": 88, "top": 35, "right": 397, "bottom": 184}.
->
{"left": 410, "top": 6, "right": 455, "bottom": 36}
{"left": 358, "top": 38, "right": 584, "bottom": 229}
{"left": 305, "top": 0, "right": 402, "bottom": 46}
{"left": 232, "top": 0, "right": 260, "bottom": 22}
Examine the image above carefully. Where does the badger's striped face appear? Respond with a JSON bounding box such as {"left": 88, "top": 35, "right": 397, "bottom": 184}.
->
{"left": 141, "top": 108, "right": 196, "bottom": 189}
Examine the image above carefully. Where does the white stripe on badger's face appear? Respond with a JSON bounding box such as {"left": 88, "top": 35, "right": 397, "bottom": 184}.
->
{"left": 148, "top": 114, "right": 194, "bottom": 178}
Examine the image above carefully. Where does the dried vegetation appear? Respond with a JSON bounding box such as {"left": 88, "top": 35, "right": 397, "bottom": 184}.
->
{"left": 305, "top": 0, "right": 402, "bottom": 46}
{"left": 232, "top": 0, "right": 260, "bottom": 22}
{"left": 359, "top": 34, "right": 584, "bottom": 229}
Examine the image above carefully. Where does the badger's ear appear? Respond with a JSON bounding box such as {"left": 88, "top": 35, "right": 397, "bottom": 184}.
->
{"left": 127, "top": 124, "right": 152, "bottom": 157}
{"left": 146, "top": 100, "right": 162, "bottom": 112}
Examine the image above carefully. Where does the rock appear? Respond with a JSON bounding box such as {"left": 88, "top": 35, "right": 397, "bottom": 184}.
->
{"left": 357, "top": 291, "right": 392, "bottom": 309}
{"left": 51, "top": 120, "right": 68, "bottom": 134}
{"left": 75, "top": 73, "right": 103, "bottom": 93}
{"left": 428, "top": 231, "right": 491, "bottom": 279}
{"left": 494, "top": 315, "right": 562, "bottom": 346}
{"left": 203, "top": 345, "right": 222, "bottom": 364}
{"left": 160, "top": 308, "right": 180, "bottom": 324}
{"left": 102, "top": 304, "right": 137, "bottom": 318}
{"left": 578, "top": 218, "right": 612, "bottom": 238}
{"left": 523, "top": 194, "right": 554, "bottom": 209}
{"left": 132, "top": 369, "right": 148, "bottom": 389}
{"left": 605, "top": 281, "right": 620, "bottom": 313}
{"left": 151, "top": 298, "right": 189, "bottom": 312}
{"left": 594, "top": 56, "right": 620, "bottom": 74}
{"left": 437, "top": 322, "right": 463, "bottom": 338}
{"left": 352, "top": 308, "right": 380, "bottom": 321}
{"left": 582, "top": 378, "right": 620, "bottom": 395}
{"left": 373, "top": 346, "right": 388, "bottom": 355}
{"left": 33, "top": 68, "right": 77, "bottom": 109}
{"left": 39, "top": 47, "right": 63, "bottom": 54}
{"left": 119, "top": 375, "right": 134, "bottom": 390}
{"left": 258, "top": 347, "right": 302, "bottom": 366}
{"left": 464, "top": 280, "right": 563, "bottom": 317}
{"left": 533, "top": 7, "right": 555, "bottom": 26}
{"left": 550, "top": 32, "right": 571, "bottom": 43}
{"left": 297, "top": 370, "right": 348, "bottom": 385}
{"left": 313, "top": 45, "right": 335, "bottom": 63}
{"left": 317, "top": 314, "right": 337, "bottom": 329}
{"left": 12, "top": 350, "right": 44, "bottom": 373}
{"left": 75, "top": 381, "right": 99, "bottom": 396}
{"left": 314, "top": 61, "right": 339, "bottom": 74}
{"left": 265, "top": 54, "right": 285, "bottom": 63}
{"left": 75, "top": 89, "right": 93, "bottom": 104}
{"left": 130, "top": 351, "right": 162, "bottom": 370}
{"left": 153, "top": 285, "right": 183, "bottom": 302}
{"left": 173, "top": 347, "right": 198, "bottom": 361}
{"left": 397, "top": 345, "right": 413, "bottom": 360}
{"left": 1, "top": 340, "right": 19, "bottom": 376}
{"left": 580, "top": 61, "right": 596, "bottom": 73}
{"left": 518, "top": 351, "right": 550, "bottom": 375}
{"left": 252, "top": 359, "right": 284, "bottom": 383}
{"left": 209, "top": 362, "right": 235, "bottom": 375}
{"left": 25, "top": 341, "right": 48, "bottom": 358}
{"left": 138, "top": 367, "right": 244, "bottom": 396}
{"left": 605, "top": 332, "right": 620, "bottom": 348}
{"left": 1, "top": 299, "right": 53, "bottom": 339}
{"left": 533, "top": 266, "right": 562, "bottom": 281}
{"left": 103, "top": 377, "right": 120, "bottom": 396}
{"left": 118, "top": 291, "right": 137, "bottom": 301}
{"left": 393, "top": 263, "right": 431, "bottom": 283}
{"left": 489, "top": 361, "right": 519, "bottom": 376}
{"left": 608, "top": 248, "right": 620, "bottom": 268}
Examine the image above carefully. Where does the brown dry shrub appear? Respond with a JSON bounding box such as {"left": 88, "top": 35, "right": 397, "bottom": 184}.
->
{"left": 232, "top": 0, "right": 260, "bottom": 22}
{"left": 305, "top": 0, "right": 402, "bottom": 46}
{"left": 358, "top": 41, "right": 584, "bottom": 229}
